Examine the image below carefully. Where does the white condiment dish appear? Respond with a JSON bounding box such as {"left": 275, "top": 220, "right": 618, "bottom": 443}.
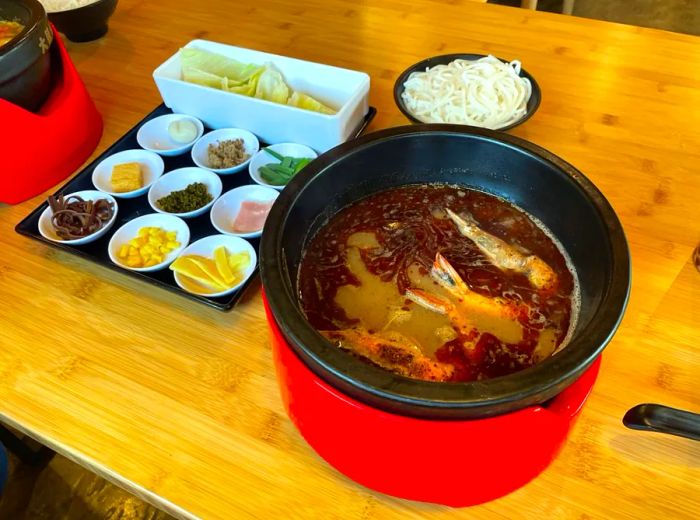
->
{"left": 171, "top": 234, "right": 257, "bottom": 298}
{"left": 136, "top": 114, "right": 204, "bottom": 157}
{"left": 147, "top": 167, "right": 222, "bottom": 219}
{"left": 108, "top": 213, "right": 190, "bottom": 272}
{"left": 38, "top": 190, "right": 118, "bottom": 246}
{"left": 249, "top": 143, "right": 318, "bottom": 191}
{"left": 210, "top": 185, "right": 279, "bottom": 239}
{"left": 92, "top": 149, "right": 165, "bottom": 199}
{"left": 191, "top": 128, "right": 260, "bottom": 174}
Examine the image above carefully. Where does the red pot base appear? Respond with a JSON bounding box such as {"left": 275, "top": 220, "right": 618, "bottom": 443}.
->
{"left": 264, "top": 295, "right": 600, "bottom": 507}
{"left": 0, "top": 25, "right": 103, "bottom": 204}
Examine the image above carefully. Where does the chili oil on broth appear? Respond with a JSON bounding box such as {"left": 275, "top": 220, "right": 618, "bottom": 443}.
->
{"left": 298, "top": 184, "right": 579, "bottom": 383}
{"left": 0, "top": 20, "right": 24, "bottom": 47}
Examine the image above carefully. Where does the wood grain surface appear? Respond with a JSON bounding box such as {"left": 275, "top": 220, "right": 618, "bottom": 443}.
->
{"left": 1, "top": 1, "right": 699, "bottom": 518}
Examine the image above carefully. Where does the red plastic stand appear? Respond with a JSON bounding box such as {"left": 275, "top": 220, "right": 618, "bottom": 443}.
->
{"left": 0, "top": 26, "right": 102, "bottom": 204}
{"left": 263, "top": 292, "right": 601, "bottom": 507}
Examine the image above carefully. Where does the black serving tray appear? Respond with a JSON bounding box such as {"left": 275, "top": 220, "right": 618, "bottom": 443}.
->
{"left": 16, "top": 103, "right": 377, "bottom": 311}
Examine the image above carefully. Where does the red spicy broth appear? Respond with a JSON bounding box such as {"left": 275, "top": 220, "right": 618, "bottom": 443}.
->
{"left": 297, "top": 184, "right": 577, "bottom": 382}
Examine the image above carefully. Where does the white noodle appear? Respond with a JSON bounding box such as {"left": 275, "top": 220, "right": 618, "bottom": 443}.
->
{"left": 401, "top": 55, "right": 532, "bottom": 129}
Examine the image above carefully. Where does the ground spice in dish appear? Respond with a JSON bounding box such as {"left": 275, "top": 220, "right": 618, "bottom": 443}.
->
{"left": 157, "top": 182, "right": 212, "bottom": 213}
{"left": 207, "top": 139, "right": 249, "bottom": 169}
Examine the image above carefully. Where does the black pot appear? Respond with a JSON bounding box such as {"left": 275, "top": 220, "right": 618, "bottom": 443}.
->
{"left": 0, "top": 0, "right": 53, "bottom": 112}
{"left": 48, "top": 0, "right": 118, "bottom": 43}
{"left": 260, "top": 125, "right": 631, "bottom": 419}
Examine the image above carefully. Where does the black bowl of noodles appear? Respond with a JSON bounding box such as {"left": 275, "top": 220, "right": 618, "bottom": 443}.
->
{"left": 45, "top": 0, "right": 118, "bottom": 42}
{"left": 260, "top": 124, "right": 630, "bottom": 420}
{"left": 0, "top": 0, "right": 53, "bottom": 111}
{"left": 393, "top": 53, "right": 541, "bottom": 131}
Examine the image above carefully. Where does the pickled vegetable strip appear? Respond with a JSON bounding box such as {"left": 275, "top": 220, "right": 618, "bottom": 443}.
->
{"left": 48, "top": 194, "right": 114, "bottom": 240}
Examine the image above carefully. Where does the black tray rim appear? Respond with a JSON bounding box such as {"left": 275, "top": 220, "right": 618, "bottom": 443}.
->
{"left": 15, "top": 103, "right": 377, "bottom": 311}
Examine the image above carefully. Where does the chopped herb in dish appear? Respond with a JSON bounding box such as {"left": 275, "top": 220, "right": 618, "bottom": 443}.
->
{"left": 157, "top": 182, "right": 212, "bottom": 213}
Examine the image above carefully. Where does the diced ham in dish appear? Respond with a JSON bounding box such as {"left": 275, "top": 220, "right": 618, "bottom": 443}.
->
{"left": 232, "top": 200, "right": 274, "bottom": 232}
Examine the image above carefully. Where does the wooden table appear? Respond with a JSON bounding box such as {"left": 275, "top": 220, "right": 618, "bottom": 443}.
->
{"left": 1, "top": 1, "right": 699, "bottom": 518}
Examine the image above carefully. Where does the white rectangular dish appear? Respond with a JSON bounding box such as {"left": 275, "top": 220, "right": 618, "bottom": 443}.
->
{"left": 153, "top": 40, "right": 371, "bottom": 153}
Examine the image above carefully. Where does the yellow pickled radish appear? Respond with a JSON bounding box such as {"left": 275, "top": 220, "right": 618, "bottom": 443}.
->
{"left": 214, "top": 246, "right": 236, "bottom": 285}
{"left": 228, "top": 251, "right": 250, "bottom": 271}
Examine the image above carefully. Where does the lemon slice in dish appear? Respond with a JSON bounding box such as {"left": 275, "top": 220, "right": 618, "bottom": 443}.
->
{"left": 170, "top": 256, "right": 228, "bottom": 292}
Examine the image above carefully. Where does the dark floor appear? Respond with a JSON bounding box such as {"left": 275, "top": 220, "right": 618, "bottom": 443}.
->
{"left": 0, "top": 443, "right": 173, "bottom": 520}
{"left": 489, "top": 0, "right": 700, "bottom": 36}
{"left": 2, "top": 2, "right": 699, "bottom": 519}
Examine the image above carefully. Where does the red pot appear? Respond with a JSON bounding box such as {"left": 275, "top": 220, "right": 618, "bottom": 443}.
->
{"left": 0, "top": 24, "right": 102, "bottom": 204}
{"left": 264, "top": 293, "right": 600, "bottom": 506}
{"left": 259, "top": 126, "right": 629, "bottom": 505}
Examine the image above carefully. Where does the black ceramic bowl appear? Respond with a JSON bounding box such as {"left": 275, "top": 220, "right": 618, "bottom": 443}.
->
{"left": 0, "top": 0, "right": 53, "bottom": 111}
{"left": 260, "top": 125, "right": 630, "bottom": 419}
{"left": 47, "top": 0, "right": 118, "bottom": 42}
{"left": 394, "top": 53, "right": 541, "bottom": 131}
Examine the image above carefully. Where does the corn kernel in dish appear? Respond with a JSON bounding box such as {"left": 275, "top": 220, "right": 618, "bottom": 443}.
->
{"left": 116, "top": 226, "right": 180, "bottom": 268}
{"left": 111, "top": 162, "right": 143, "bottom": 193}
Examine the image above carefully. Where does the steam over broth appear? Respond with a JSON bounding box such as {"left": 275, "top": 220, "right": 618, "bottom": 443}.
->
{"left": 298, "top": 184, "right": 577, "bottom": 382}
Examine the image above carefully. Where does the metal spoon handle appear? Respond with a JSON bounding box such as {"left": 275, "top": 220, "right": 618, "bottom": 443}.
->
{"left": 623, "top": 404, "right": 700, "bottom": 441}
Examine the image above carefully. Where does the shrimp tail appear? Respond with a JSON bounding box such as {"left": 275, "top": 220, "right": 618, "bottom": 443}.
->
{"left": 431, "top": 252, "right": 471, "bottom": 297}
{"left": 405, "top": 288, "right": 451, "bottom": 315}
{"left": 433, "top": 252, "right": 529, "bottom": 325}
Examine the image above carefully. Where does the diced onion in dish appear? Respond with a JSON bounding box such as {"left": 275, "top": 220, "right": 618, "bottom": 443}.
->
{"left": 400, "top": 55, "right": 532, "bottom": 129}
